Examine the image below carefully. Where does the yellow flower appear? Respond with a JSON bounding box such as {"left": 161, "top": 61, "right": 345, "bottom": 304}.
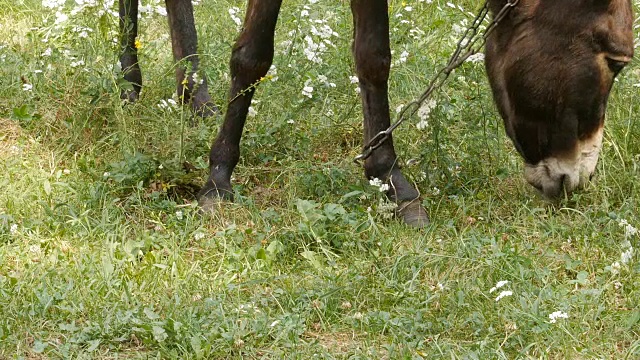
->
{"left": 134, "top": 39, "right": 142, "bottom": 49}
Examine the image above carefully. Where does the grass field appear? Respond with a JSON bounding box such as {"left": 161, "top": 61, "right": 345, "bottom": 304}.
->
{"left": 1, "top": 0, "right": 639, "bottom": 358}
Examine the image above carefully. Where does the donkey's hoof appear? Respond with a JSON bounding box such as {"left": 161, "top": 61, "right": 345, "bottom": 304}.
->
{"left": 121, "top": 90, "right": 139, "bottom": 104}
{"left": 396, "top": 199, "right": 429, "bottom": 228}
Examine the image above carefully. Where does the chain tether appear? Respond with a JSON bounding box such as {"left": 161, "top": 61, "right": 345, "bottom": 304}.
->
{"left": 354, "top": 0, "right": 519, "bottom": 163}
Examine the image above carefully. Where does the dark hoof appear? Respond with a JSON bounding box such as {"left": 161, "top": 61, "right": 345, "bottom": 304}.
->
{"left": 121, "top": 90, "right": 139, "bottom": 104}
{"left": 396, "top": 199, "right": 429, "bottom": 228}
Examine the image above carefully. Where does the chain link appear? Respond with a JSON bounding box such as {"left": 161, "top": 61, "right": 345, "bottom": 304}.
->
{"left": 354, "top": 0, "right": 519, "bottom": 163}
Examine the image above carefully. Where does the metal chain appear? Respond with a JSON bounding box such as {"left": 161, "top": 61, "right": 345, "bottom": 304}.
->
{"left": 354, "top": 0, "right": 519, "bottom": 162}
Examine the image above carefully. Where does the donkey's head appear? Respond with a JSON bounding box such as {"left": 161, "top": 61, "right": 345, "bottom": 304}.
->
{"left": 485, "top": 0, "right": 634, "bottom": 198}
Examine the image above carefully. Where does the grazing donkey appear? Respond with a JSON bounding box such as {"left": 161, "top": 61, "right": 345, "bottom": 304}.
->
{"left": 119, "top": 0, "right": 633, "bottom": 228}
{"left": 486, "top": 0, "right": 634, "bottom": 200}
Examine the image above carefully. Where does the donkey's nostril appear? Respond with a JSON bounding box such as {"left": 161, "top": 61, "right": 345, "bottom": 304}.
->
{"left": 559, "top": 174, "right": 571, "bottom": 195}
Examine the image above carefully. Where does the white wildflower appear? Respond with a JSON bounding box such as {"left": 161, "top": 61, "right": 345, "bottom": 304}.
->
{"left": 452, "top": 23, "right": 464, "bottom": 36}
{"left": 267, "top": 65, "right": 278, "bottom": 81}
{"left": 228, "top": 7, "right": 242, "bottom": 26}
{"left": 548, "top": 311, "right": 569, "bottom": 323}
{"left": 397, "top": 50, "right": 409, "bottom": 64}
{"left": 175, "top": 210, "right": 183, "bottom": 220}
{"left": 610, "top": 261, "right": 621, "bottom": 275}
{"left": 349, "top": 76, "right": 359, "bottom": 84}
{"left": 495, "top": 290, "right": 513, "bottom": 302}
{"left": 54, "top": 11, "right": 68, "bottom": 25}
{"left": 466, "top": 52, "right": 485, "bottom": 63}
{"left": 247, "top": 106, "right": 257, "bottom": 117}
{"left": 417, "top": 99, "right": 437, "bottom": 121}
{"left": 193, "top": 232, "right": 205, "bottom": 241}
{"left": 489, "top": 280, "right": 509, "bottom": 293}
{"left": 377, "top": 197, "right": 398, "bottom": 219}
{"left": 70, "top": 60, "right": 85, "bottom": 68}
{"left": 619, "top": 218, "right": 638, "bottom": 237}
{"left": 302, "top": 85, "right": 314, "bottom": 98}
{"left": 302, "top": 36, "right": 326, "bottom": 64}
{"left": 42, "top": 0, "right": 65, "bottom": 9}
{"left": 154, "top": 6, "right": 167, "bottom": 16}
{"left": 192, "top": 72, "right": 203, "bottom": 85}
{"left": 369, "top": 177, "right": 383, "bottom": 188}
{"left": 10, "top": 224, "right": 18, "bottom": 234}
{"left": 621, "top": 247, "right": 634, "bottom": 265}
{"left": 22, "top": 84, "right": 33, "bottom": 92}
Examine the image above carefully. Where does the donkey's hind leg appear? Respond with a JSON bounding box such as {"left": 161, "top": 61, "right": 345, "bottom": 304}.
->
{"left": 119, "top": 0, "right": 142, "bottom": 102}
{"left": 198, "top": 0, "right": 283, "bottom": 209}
{"left": 166, "top": 0, "right": 217, "bottom": 117}
{"left": 351, "top": 0, "right": 429, "bottom": 227}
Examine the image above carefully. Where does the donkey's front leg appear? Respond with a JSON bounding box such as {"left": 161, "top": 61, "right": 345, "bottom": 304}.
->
{"left": 198, "top": 0, "right": 283, "bottom": 210}
{"left": 165, "top": 0, "right": 217, "bottom": 117}
{"left": 351, "top": 0, "right": 429, "bottom": 227}
{"left": 119, "top": 0, "right": 142, "bottom": 102}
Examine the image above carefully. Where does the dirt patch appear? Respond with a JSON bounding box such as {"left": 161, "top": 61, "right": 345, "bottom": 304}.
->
{"left": 0, "top": 118, "right": 24, "bottom": 158}
{"left": 304, "top": 330, "right": 367, "bottom": 356}
{"left": 306, "top": 330, "right": 356, "bottom": 354}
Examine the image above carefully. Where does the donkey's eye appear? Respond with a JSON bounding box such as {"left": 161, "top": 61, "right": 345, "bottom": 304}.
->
{"left": 606, "top": 57, "right": 630, "bottom": 74}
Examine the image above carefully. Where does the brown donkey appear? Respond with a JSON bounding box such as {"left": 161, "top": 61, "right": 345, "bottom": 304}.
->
{"left": 486, "top": 0, "right": 634, "bottom": 200}
{"left": 119, "top": 0, "right": 634, "bottom": 227}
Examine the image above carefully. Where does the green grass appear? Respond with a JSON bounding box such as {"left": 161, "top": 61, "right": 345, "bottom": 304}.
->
{"left": 1, "top": 0, "right": 639, "bottom": 358}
